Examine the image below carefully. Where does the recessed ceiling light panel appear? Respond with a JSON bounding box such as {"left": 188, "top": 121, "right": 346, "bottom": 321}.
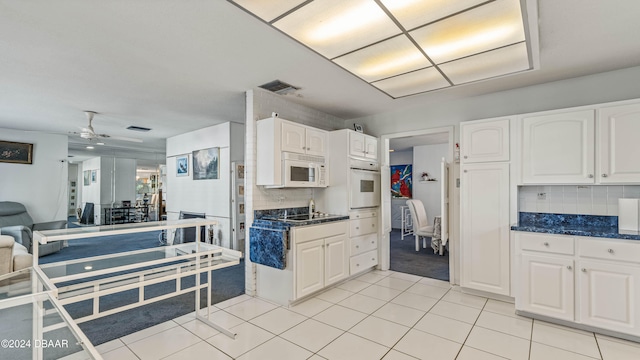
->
{"left": 333, "top": 35, "right": 433, "bottom": 82}
{"left": 371, "top": 67, "right": 449, "bottom": 98}
{"left": 409, "top": 0, "right": 525, "bottom": 64}
{"left": 439, "top": 42, "right": 530, "bottom": 84}
{"left": 233, "top": 0, "right": 308, "bottom": 22}
{"left": 380, "top": 0, "right": 488, "bottom": 30}
{"left": 273, "top": 0, "right": 402, "bottom": 58}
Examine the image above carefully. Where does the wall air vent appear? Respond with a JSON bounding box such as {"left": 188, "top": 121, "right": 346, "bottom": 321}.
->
{"left": 126, "top": 126, "right": 152, "bottom": 132}
{"left": 259, "top": 80, "right": 300, "bottom": 95}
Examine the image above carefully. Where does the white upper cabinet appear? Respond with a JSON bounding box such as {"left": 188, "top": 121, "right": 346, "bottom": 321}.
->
{"left": 281, "top": 121, "right": 327, "bottom": 156}
{"left": 598, "top": 103, "right": 640, "bottom": 183}
{"left": 461, "top": 118, "right": 510, "bottom": 163}
{"left": 349, "top": 131, "right": 378, "bottom": 160}
{"left": 521, "top": 110, "right": 595, "bottom": 184}
{"left": 281, "top": 122, "right": 307, "bottom": 154}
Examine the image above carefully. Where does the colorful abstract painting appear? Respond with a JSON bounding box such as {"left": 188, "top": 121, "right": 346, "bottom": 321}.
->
{"left": 390, "top": 164, "right": 412, "bottom": 198}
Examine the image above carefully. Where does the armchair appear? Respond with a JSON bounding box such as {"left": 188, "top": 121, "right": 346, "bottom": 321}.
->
{"left": 0, "top": 235, "right": 32, "bottom": 275}
{"left": 0, "top": 202, "right": 67, "bottom": 257}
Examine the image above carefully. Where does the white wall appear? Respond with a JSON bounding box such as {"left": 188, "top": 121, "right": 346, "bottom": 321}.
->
{"left": 347, "top": 66, "right": 640, "bottom": 138}
{"left": 412, "top": 143, "right": 449, "bottom": 225}
{"left": 166, "top": 122, "right": 245, "bottom": 249}
{"left": 0, "top": 129, "right": 68, "bottom": 222}
{"left": 389, "top": 150, "right": 413, "bottom": 229}
{"left": 245, "top": 88, "right": 346, "bottom": 295}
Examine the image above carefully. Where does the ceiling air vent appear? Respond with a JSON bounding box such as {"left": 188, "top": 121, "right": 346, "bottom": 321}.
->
{"left": 126, "top": 126, "right": 152, "bottom": 132}
{"left": 259, "top": 80, "right": 300, "bottom": 95}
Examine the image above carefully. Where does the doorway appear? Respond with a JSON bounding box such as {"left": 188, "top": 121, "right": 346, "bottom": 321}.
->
{"left": 380, "top": 126, "right": 456, "bottom": 283}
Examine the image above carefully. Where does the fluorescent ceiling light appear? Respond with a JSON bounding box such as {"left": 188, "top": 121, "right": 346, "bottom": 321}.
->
{"left": 439, "top": 42, "right": 530, "bottom": 84}
{"left": 273, "top": 0, "right": 401, "bottom": 58}
{"left": 86, "top": 146, "right": 94, "bottom": 149}
{"left": 371, "top": 67, "right": 449, "bottom": 98}
{"left": 334, "top": 35, "right": 432, "bottom": 82}
{"left": 230, "top": 0, "right": 535, "bottom": 98}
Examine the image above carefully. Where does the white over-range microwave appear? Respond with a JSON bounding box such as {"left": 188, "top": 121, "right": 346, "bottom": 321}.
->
{"left": 275, "top": 152, "right": 328, "bottom": 188}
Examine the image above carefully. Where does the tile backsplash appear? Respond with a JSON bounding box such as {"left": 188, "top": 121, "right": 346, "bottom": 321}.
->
{"left": 518, "top": 185, "right": 640, "bottom": 216}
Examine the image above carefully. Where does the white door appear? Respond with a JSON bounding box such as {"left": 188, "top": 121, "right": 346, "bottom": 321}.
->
{"left": 349, "top": 132, "right": 365, "bottom": 158}
{"left": 522, "top": 110, "right": 595, "bottom": 184}
{"left": 440, "top": 158, "right": 449, "bottom": 254}
{"left": 306, "top": 128, "right": 327, "bottom": 156}
{"left": 364, "top": 135, "right": 378, "bottom": 160}
{"left": 461, "top": 118, "right": 510, "bottom": 163}
{"left": 518, "top": 254, "right": 574, "bottom": 321}
{"left": 324, "top": 234, "right": 349, "bottom": 286}
{"left": 461, "top": 163, "right": 510, "bottom": 295}
{"left": 598, "top": 103, "right": 640, "bottom": 183}
{"left": 296, "top": 239, "right": 324, "bottom": 298}
{"left": 578, "top": 260, "right": 640, "bottom": 335}
{"left": 281, "top": 122, "right": 306, "bottom": 154}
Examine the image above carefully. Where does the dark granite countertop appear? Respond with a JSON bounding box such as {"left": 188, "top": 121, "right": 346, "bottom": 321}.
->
{"left": 511, "top": 212, "right": 640, "bottom": 241}
{"left": 253, "top": 215, "right": 349, "bottom": 228}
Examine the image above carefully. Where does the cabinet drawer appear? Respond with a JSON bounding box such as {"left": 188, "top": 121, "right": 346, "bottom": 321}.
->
{"left": 351, "top": 233, "right": 377, "bottom": 256}
{"left": 350, "top": 210, "right": 377, "bottom": 220}
{"left": 579, "top": 238, "right": 640, "bottom": 263}
{"left": 517, "top": 232, "right": 574, "bottom": 255}
{"left": 350, "top": 250, "right": 378, "bottom": 275}
{"left": 294, "top": 221, "right": 347, "bottom": 244}
{"left": 350, "top": 217, "right": 377, "bottom": 237}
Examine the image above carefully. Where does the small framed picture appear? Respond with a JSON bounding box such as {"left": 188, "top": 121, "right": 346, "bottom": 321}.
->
{"left": 237, "top": 164, "right": 245, "bottom": 179}
{"left": 83, "top": 171, "right": 90, "bottom": 185}
{"left": 238, "top": 185, "right": 244, "bottom": 197}
{"left": 91, "top": 170, "right": 97, "bottom": 183}
{"left": 239, "top": 203, "right": 245, "bottom": 214}
{"left": 353, "top": 123, "right": 364, "bottom": 133}
{"left": 176, "top": 155, "right": 188, "bottom": 177}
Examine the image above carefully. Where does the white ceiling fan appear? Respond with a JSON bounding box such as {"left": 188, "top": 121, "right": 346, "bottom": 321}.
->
{"left": 70, "top": 111, "right": 143, "bottom": 143}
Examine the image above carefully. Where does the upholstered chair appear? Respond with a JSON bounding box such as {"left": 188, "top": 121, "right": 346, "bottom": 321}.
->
{"left": 0, "top": 202, "right": 67, "bottom": 257}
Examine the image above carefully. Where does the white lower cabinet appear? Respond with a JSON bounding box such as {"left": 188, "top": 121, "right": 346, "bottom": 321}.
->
{"left": 515, "top": 231, "right": 640, "bottom": 337}
{"left": 518, "top": 253, "right": 574, "bottom": 321}
{"left": 578, "top": 260, "right": 640, "bottom": 335}
{"left": 349, "top": 209, "right": 379, "bottom": 276}
{"left": 293, "top": 221, "right": 348, "bottom": 299}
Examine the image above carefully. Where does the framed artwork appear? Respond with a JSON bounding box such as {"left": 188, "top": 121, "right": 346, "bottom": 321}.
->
{"left": 239, "top": 222, "right": 245, "bottom": 235}
{"left": 239, "top": 203, "right": 245, "bottom": 214}
{"left": 192, "top": 147, "right": 219, "bottom": 180}
{"left": 83, "top": 170, "right": 90, "bottom": 185}
{"left": 176, "top": 156, "right": 188, "bottom": 177}
{"left": 353, "top": 124, "right": 364, "bottom": 133}
{"left": 238, "top": 185, "right": 244, "bottom": 197}
{"left": 0, "top": 140, "right": 33, "bottom": 164}
{"left": 71, "top": 181, "right": 76, "bottom": 186}
{"left": 390, "top": 164, "right": 412, "bottom": 199}
{"left": 237, "top": 164, "right": 245, "bottom": 179}
{"left": 91, "top": 170, "right": 97, "bottom": 183}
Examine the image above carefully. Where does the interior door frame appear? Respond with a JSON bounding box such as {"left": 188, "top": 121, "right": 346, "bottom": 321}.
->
{"left": 379, "top": 126, "right": 456, "bottom": 283}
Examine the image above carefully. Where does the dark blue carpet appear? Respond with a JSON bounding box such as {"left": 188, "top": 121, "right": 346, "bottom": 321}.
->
{"left": 390, "top": 229, "right": 449, "bottom": 281}
{"left": 36, "top": 218, "right": 245, "bottom": 345}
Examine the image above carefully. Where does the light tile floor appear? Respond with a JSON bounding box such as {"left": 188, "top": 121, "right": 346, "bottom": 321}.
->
{"left": 89, "top": 270, "right": 640, "bottom": 360}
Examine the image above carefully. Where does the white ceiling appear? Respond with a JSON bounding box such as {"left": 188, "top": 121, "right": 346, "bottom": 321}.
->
{"left": 1, "top": 0, "right": 640, "bottom": 165}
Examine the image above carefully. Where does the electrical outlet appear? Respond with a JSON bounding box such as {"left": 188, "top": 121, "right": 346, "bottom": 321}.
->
{"left": 537, "top": 192, "right": 547, "bottom": 200}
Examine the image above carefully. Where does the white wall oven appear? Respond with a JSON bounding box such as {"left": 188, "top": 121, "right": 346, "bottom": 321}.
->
{"left": 350, "top": 159, "right": 380, "bottom": 209}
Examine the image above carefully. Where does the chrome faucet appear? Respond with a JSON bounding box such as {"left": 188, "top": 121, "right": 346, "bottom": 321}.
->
{"left": 309, "top": 199, "right": 315, "bottom": 216}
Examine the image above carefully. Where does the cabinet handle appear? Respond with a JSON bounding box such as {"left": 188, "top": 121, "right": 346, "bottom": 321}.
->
{"left": 608, "top": 248, "right": 614, "bottom": 254}
{"left": 588, "top": 174, "right": 594, "bottom": 178}
{"left": 464, "top": 170, "right": 468, "bottom": 173}
{"left": 356, "top": 245, "right": 360, "bottom": 249}
{"left": 371, "top": 224, "right": 375, "bottom": 227}
{"left": 567, "top": 266, "right": 572, "bottom": 270}
{"left": 543, "top": 242, "right": 549, "bottom": 246}
{"left": 371, "top": 241, "right": 375, "bottom": 244}
{"left": 356, "top": 263, "right": 360, "bottom": 267}
{"left": 581, "top": 268, "right": 587, "bottom": 272}
{"left": 602, "top": 174, "right": 608, "bottom": 178}
{"left": 371, "top": 258, "right": 375, "bottom": 261}
{"left": 464, "top": 156, "right": 468, "bottom": 159}
{"left": 356, "top": 227, "right": 360, "bottom": 230}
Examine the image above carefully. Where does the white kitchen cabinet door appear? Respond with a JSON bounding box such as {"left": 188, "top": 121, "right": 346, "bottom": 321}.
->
{"left": 364, "top": 135, "right": 378, "bottom": 160}
{"left": 324, "top": 234, "right": 349, "bottom": 286}
{"left": 522, "top": 110, "right": 595, "bottom": 184}
{"left": 517, "top": 254, "right": 574, "bottom": 321}
{"left": 578, "top": 260, "right": 640, "bottom": 335}
{"left": 281, "top": 121, "right": 306, "bottom": 154}
{"left": 296, "top": 239, "right": 324, "bottom": 298}
{"left": 306, "top": 127, "right": 327, "bottom": 156}
{"left": 461, "top": 163, "right": 510, "bottom": 295}
{"left": 598, "top": 103, "right": 640, "bottom": 183}
{"left": 349, "top": 132, "right": 365, "bottom": 158}
{"left": 461, "top": 118, "right": 510, "bottom": 163}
